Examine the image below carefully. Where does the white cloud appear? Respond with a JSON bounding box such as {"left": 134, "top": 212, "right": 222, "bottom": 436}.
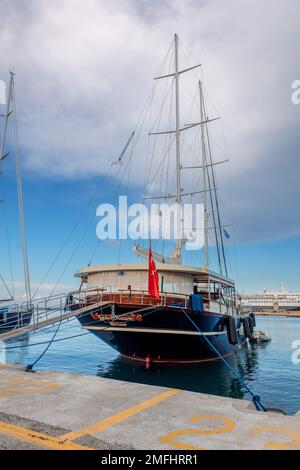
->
{"left": 0, "top": 0, "right": 299, "bottom": 243}
{"left": 0, "top": 281, "right": 76, "bottom": 303}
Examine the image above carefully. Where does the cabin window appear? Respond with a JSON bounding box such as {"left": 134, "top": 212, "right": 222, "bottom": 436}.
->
{"left": 160, "top": 272, "right": 193, "bottom": 295}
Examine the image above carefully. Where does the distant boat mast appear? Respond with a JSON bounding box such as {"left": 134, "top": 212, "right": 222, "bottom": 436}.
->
{"left": 0, "top": 71, "right": 31, "bottom": 303}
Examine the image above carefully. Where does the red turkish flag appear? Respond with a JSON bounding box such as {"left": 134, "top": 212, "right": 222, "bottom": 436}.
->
{"left": 79, "top": 275, "right": 88, "bottom": 291}
{"left": 148, "top": 248, "right": 160, "bottom": 299}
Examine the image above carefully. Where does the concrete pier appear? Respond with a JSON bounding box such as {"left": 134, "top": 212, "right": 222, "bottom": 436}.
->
{"left": 0, "top": 363, "right": 300, "bottom": 450}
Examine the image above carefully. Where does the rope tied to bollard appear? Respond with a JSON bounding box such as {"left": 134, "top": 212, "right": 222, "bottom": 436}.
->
{"left": 24, "top": 304, "right": 163, "bottom": 372}
{"left": 25, "top": 320, "right": 62, "bottom": 373}
{"left": 181, "top": 308, "right": 267, "bottom": 412}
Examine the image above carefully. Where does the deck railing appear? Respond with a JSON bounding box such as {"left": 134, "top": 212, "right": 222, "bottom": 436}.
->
{"left": 0, "top": 302, "right": 33, "bottom": 330}
{"left": 1, "top": 284, "right": 245, "bottom": 333}
{"left": 10, "top": 286, "right": 189, "bottom": 332}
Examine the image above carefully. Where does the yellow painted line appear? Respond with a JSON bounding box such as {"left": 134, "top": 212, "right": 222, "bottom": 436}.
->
{"left": 189, "top": 414, "right": 236, "bottom": 433}
{"left": 0, "top": 377, "right": 56, "bottom": 386}
{"left": 0, "top": 386, "right": 59, "bottom": 398}
{"left": 0, "top": 421, "right": 93, "bottom": 450}
{"left": 60, "top": 388, "right": 180, "bottom": 442}
{"left": 0, "top": 380, "right": 59, "bottom": 398}
{"left": 0, "top": 377, "right": 29, "bottom": 385}
{"left": 0, "top": 373, "right": 60, "bottom": 397}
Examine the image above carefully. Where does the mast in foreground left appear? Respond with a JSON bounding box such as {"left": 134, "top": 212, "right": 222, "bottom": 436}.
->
{"left": 0, "top": 72, "right": 31, "bottom": 303}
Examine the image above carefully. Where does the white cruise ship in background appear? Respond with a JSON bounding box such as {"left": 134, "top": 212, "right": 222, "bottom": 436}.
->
{"left": 241, "top": 285, "right": 300, "bottom": 313}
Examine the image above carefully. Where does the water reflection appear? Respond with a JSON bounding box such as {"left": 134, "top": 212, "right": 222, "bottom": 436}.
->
{"left": 97, "top": 342, "right": 261, "bottom": 401}
{"left": 5, "top": 316, "right": 300, "bottom": 414}
{"left": 5, "top": 332, "right": 31, "bottom": 364}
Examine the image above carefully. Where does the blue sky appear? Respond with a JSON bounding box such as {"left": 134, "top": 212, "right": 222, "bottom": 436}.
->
{"left": 1, "top": 0, "right": 300, "bottom": 298}
{"left": 1, "top": 162, "right": 300, "bottom": 297}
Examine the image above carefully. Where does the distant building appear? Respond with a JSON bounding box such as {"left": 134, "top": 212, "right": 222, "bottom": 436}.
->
{"left": 241, "top": 287, "right": 300, "bottom": 312}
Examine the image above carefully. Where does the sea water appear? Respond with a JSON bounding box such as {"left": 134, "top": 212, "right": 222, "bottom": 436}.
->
{"left": 5, "top": 315, "right": 300, "bottom": 415}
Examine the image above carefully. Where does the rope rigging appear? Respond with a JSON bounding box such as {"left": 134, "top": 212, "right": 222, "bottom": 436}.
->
{"left": 0, "top": 36, "right": 247, "bottom": 411}
{"left": 181, "top": 308, "right": 267, "bottom": 412}
{"left": 3, "top": 301, "right": 278, "bottom": 415}
{"left": 25, "top": 319, "right": 62, "bottom": 372}
{"left": 16, "top": 305, "right": 162, "bottom": 370}
{"left": 179, "top": 42, "right": 233, "bottom": 275}
{"left": 0, "top": 274, "right": 14, "bottom": 301}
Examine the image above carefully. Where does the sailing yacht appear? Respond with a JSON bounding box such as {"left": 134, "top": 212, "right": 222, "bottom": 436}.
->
{"left": 0, "top": 72, "right": 33, "bottom": 332}
{"left": 72, "top": 35, "right": 254, "bottom": 363}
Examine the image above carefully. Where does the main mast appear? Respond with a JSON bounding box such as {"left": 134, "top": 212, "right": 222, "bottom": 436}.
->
{"left": 199, "top": 80, "right": 228, "bottom": 277}
{"left": 145, "top": 35, "right": 202, "bottom": 265}
{"left": 0, "top": 73, "right": 13, "bottom": 174}
{"left": 11, "top": 74, "right": 32, "bottom": 303}
{"left": 199, "top": 80, "right": 209, "bottom": 269}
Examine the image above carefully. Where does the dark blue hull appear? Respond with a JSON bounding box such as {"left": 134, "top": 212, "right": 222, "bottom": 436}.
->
{"left": 77, "top": 304, "right": 247, "bottom": 363}
{"left": 0, "top": 306, "right": 33, "bottom": 333}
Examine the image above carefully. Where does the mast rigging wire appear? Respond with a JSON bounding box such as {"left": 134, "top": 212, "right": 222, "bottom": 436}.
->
{"left": 179, "top": 42, "right": 233, "bottom": 275}
{"left": 15, "top": 306, "right": 161, "bottom": 370}
{"left": 204, "top": 113, "right": 228, "bottom": 277}
{"left": 31, "top": 161, "right": 123, "bottom": 300}
{"left": 32, "top": 46, "right": 171, "bottom": 297}
{"left": 88, "top": 44, "right": 175, "bottom": 266}
{"left": 11, "top": 77, "right": 32, "bottom": 303}
{"left": 0, "top": 273, "right": 14, "bottom": 300}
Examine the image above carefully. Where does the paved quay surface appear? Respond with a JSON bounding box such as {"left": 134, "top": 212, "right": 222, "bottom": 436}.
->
{"left": 0, "top": 363, "right": 300, "bottom": 450}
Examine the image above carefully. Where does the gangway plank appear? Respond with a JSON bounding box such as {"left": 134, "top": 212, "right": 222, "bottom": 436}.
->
{"left": 0, "top": 300, "right": 111, "bottom": 342}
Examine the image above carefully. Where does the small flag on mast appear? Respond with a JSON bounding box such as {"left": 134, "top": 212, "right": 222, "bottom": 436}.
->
{"left": 148, "top": 248, "right": 160, "bottom": 299}
{"left": 223, "top": 229, "right": 230, "bottom": 239}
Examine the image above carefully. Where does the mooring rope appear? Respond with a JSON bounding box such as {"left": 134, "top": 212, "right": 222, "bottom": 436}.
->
{"left": 181, "top": 308, "right": 267, "bottom": 412}
{"left": 25, "top": 319, "right": 63, "bottom": 372}
{"left": 21, "top": 304, "right": 162, "bottom": 371}
{"left": 5, "top": 301, "right": 269, "bottom": 414}
{"left": 5, "top": 331, "right": 90, "bottom": 350}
